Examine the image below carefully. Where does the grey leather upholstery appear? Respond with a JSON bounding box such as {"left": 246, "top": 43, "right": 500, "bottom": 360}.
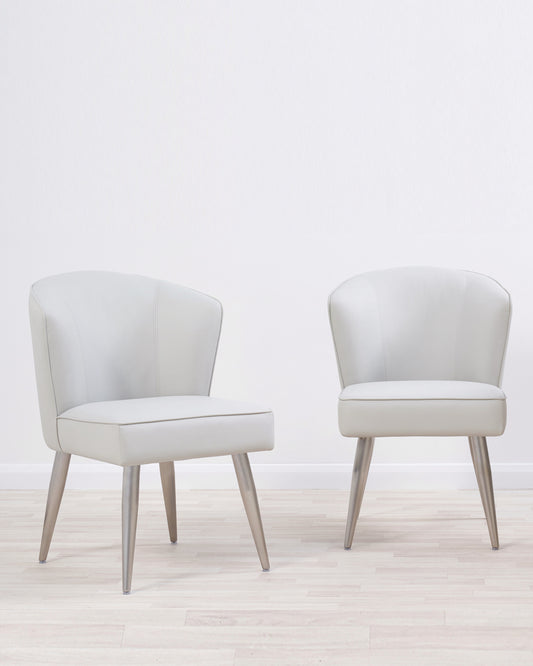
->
{"left": 58, "top": 396, "right": 274, "bottom": 465}
{"left": 30, "top": 271, "right": 274, "bottom": 462}
{"left": 329, "top": 267, "right": 511, "bottom": 437}
{"left": 338, "top": 380, "right": 506, "bottom": 437}
{"left": 329, "top": 267, "right": 511, "bottom": 551}
{"left": 30, "top": 271, "right": 274, "bottom": 592}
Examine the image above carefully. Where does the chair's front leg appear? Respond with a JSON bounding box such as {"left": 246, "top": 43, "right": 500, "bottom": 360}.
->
{"left": 39, "top": 451, "right": 71, "bottom": 562}
{"left": 468, "top": 436, "right": 499, "bottom": 549}
{"left": 345, "top": 437, "right": 374, "bottom": 549}
{"left": 122, "top": 465, "right": 140, "bottom": 594}
{"left": 232, "top": 453, "right": 270, "bottom": 571}
{"left": 159, "top": 462, "right": 177, "bottom": 543}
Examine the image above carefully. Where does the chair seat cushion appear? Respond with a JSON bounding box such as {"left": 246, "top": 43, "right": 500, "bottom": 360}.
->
{"left": 338, "top": 380, "right": 506, "bottom": 437}
{"left": 57, "top": 396, "right": 274, "bottom": 465}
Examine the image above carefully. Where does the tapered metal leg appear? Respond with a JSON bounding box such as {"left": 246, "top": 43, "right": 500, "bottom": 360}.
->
{"left": 39, "top": 451, "right": 71, "bottom": 563}
{"left": 122, "top": 465, "right": 140, "bottom": 594}
{"left": 159, "top": 461, "right": 177, "bottom": 543}
{"left": 344, "top": 437, "right": 375, "bottom": 550}
{"left": 232, "top": 453, "right": 270, "bottom": 571}
{"left": 468, "top": 436, "right": 499, "bottom": 549}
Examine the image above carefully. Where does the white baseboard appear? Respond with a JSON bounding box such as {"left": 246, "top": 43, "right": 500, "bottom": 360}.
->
{"left": 0, "top": 462, "right": 532, "bottom": 490}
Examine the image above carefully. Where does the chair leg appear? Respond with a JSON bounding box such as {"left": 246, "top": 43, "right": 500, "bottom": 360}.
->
{"left": 159, "top": 462, "right": 177, "bottom": 543}
{"left": 232, "top": 453, "right": 270, "bottom": 571}
{"left": 122, "top": 465, "right": 140, "bottom": 594}
{"left": 344, "top": 437, "right": 375, "bottom": 550}
{"left": 468, "top": 436, "right": 499, "bottom": 549}
{"left": 39, "top": 451, "right": 71, "bottom": 563}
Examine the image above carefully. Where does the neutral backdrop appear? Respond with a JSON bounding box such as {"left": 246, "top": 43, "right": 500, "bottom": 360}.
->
{"left": 1, "top": 1, "right": 532, "bottom": 490}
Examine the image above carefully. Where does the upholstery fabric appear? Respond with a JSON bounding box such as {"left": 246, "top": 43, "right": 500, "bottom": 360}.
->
{"left": 29, "top": 271, "right": 274, "bottom": 462}
{"left": 338, "top": 380, "right": 506, "bottom": 437}
{"left": 329, "top": 267, "right": 511, "bottom": 389}
{"left": 329, "top": 267, "right": 511, "bottom": 438}
{"left": 57, "top": 396, "right": 274, "bottom": 465}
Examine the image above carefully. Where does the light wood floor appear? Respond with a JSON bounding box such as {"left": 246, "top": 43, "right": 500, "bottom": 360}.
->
{"left": 1, "top": 488, "right": 532, "bottom": 665}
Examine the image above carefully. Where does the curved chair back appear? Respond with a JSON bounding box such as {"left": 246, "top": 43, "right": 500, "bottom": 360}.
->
{"left": 29, "top": 271, "right": 222, "bottom": 450}
{"left": 329, "top": 267, "right": 511, "bottom": 389}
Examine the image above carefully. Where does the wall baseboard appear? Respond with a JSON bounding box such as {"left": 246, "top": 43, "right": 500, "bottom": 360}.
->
{"left": 0, "top": 462, "right": 531, "bottom": 490}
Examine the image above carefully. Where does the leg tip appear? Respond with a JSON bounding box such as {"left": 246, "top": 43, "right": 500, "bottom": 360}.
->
{"left": 492, "top": 546, "right": 499, "bottom": 550}
{"left": 39, "top": 560, "right": 46, "bottom": 564}
{"left": 123, "top": 590, "right": 131, "bottom": 595}
{"left": 262, "top": 568, "right": 270, "bottom": 572}
{"left": 170, "top": 540, "right": 177, "bottom": 544}
{"left": 344, "top": 546, "right": 351, "bottom": 551}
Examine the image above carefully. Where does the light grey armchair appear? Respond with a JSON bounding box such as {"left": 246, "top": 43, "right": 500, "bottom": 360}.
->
{"left": 30, "top": 271, "right": 274, "bottom": 593}
{"left": 329, "top": 267, "right": 511, "bottom": 550}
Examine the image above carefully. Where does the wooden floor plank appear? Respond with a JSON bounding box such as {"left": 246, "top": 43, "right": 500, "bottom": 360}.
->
{"left": 1, "top": 488, "right": 532, "bottom": 664}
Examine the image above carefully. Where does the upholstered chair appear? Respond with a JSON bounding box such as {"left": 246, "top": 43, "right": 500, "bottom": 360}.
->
{"left": 329, "top": 267, "right": 511, "bottom": 550}
{"left": 30, "top": 271, "right": 273, "bottom": 593}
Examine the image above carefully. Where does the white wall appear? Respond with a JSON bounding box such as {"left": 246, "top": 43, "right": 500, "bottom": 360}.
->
{"left": 2, "top": 1, "right": 532, "bottom": 488}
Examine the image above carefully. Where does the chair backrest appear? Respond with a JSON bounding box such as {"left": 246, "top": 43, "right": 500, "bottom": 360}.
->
{"left": 29, "top": 271, "right": 222, "bottom": 450}
{"left": 329, "top": 267, "right": 511, "bottom": 389}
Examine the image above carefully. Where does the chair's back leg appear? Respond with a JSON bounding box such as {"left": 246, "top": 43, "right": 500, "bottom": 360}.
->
{"left": 159, "top": 462, "right": 177, "bottom": 543}
{"left": 232, "top": 453, "right": 270, "bottom": 571}
{"left": 39, "top": 451, "right": 71, "bottom": 563}
{"left": 468, "top": 436, "right": 499, "bottom": 549}
{"left": 345, "top": 437, "right": 375, "bottom": 550}
{"left": 122, "top": 465, "right": 140, "bottom": 594}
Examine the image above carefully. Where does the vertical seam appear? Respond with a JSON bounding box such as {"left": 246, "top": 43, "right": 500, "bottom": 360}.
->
{"left": 207, "top": 298, "right": 223, "bottom": 396}
{"left": 154, "top": 282, "right": 160, "bottom": 396}
{"left": 63, "top": 298, "right": 89, "bottom": 404}
{"left": 32, "top": 293, "right": 63, "bottom": 452}
{"left": 461, "top": 269, "right": 512, "bottom": 387}
{"left": 372, "top": 279, "right": 387, "bottom": 381}
{"left": 453, "top": 275, "right": 468, "bottom": 381}
{"left": 497, "top": 291, "right": 512, "bottom": 387}
{"left": 327, "top": 292, "right": 346, "bottom": 388}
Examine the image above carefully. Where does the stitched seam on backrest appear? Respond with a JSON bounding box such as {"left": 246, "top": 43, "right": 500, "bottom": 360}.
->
{"left": 497, "top": 290, "right": 512, "bottom": 387}
{"left": 62, "top": 296, "right": 89, "bottom": 406}
{"left": 372, "top": 277, "right": 387, "bottom": 382}
{"left": 453, "top": 274, "right": 469, "bottom": 381}
{"left": 207, "top": 298, "right": 223, "bottom": 396}
{"left": 154, "top": 281, "right": 160, "bottom": 397}
{"left": 30, "top": 291, "right": 62, "bottom": 451}
{"left": 461, "top": 269, "right": 512, "bottom": 387}
{"left": 327, "top": 291, "right": 346, "bottom": 389}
